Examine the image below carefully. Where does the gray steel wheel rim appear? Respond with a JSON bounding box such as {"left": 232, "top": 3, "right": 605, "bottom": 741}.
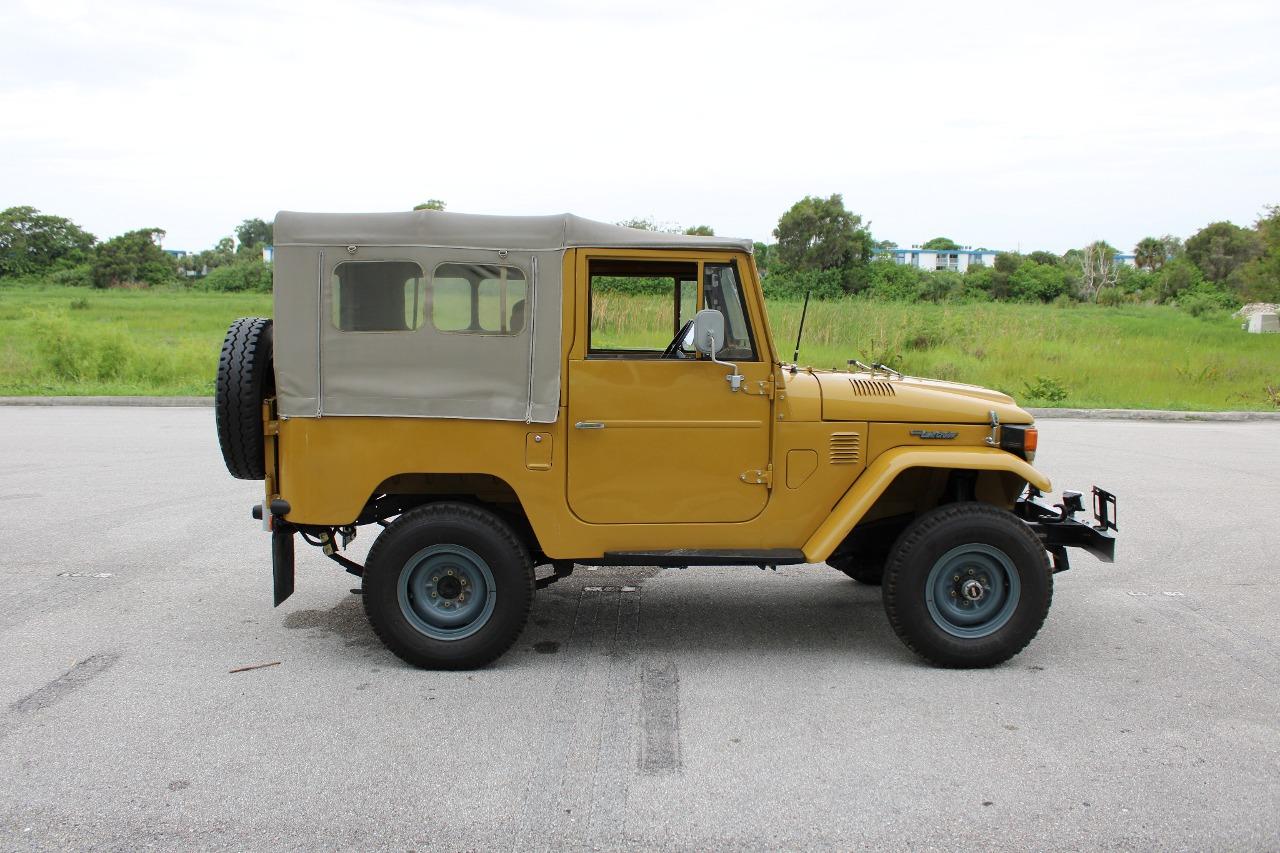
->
{"left": 924, "top": 543, "right": 1021, "bottom": 639}
{"left": 396, "top": 544, "right": 497, "bottom": 641}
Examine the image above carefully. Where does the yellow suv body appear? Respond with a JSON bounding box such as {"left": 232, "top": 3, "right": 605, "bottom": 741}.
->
{"left": 215, "top": 210, "right": 1116, "bottom": 670}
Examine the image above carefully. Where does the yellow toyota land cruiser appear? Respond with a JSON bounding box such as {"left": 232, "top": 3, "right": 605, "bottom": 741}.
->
{"left": 216, "top": 210, "right": 1117, "bottom": 670}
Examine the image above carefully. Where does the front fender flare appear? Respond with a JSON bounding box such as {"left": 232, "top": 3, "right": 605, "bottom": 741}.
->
{"left": 801, "top": 446, "right": 1052, "bottom": 563}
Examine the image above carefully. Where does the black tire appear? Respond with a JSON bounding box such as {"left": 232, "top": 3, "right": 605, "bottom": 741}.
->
{"left": 215, "top": 317, "right": 274, "bottom": 480}
{"left": 362, "top": 502, "right": 535, "bottom": 670}
{"left": 829, "top": 556, "right": 884, "bottom": 586}
{"left": 882, "top": 502, "right": 1052, "bottom": 668}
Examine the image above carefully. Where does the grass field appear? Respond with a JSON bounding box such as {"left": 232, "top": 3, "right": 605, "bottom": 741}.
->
{"left": 1, "top": 285, "right": 1277, "bottom": 410}
{"left": 0, "top": 287, "right": 272, "bottom": 396}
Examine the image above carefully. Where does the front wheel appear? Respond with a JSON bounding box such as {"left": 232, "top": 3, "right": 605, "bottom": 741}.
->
{"left": 882, "top": 502, "right": 1052, "bottom": 668}
{"left": 363, "top": 503, "right": 534, "bottom": 669}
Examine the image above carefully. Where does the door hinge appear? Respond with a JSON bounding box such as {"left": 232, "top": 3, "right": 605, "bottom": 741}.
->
{"left": 740, "top": 463, "right": 773, "bottom": 488}
{"left": 742, "top": 373, "right": 776, "bottom": 400}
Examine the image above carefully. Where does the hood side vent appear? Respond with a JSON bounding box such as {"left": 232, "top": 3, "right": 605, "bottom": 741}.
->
{"left": 829, "top": 432, "right": 861, "bottom": 464}
{"left": 848, "top": 378, "right": 896, "bottom": 397}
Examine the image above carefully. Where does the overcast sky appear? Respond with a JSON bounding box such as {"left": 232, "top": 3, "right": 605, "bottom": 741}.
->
{"left": 2, "top": 0, "right": 1277, "bottom": 253}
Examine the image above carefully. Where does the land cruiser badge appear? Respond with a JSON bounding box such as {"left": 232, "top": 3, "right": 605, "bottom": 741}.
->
{"left": 910, "top": 429, "right": 959, "bottom": 439}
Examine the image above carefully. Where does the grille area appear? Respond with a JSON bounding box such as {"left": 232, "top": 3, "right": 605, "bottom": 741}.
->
{"left": 829, "top": 432, "right": 861, "bottom": 464}
{"left": 847, "top": 378, "right": 896, "bottom": 397}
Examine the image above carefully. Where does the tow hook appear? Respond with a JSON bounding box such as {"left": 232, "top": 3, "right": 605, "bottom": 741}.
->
{"left": 1055, "top": 490, "right": 1085, "bottom": 521}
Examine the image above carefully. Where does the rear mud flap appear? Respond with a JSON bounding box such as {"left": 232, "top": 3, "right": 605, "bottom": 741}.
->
{"left": 272, "top": 526, "right": 295, "bottom": 606}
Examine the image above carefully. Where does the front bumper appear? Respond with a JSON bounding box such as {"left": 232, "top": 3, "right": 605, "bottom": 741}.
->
{"left": 1015, "top": 486, "right": 1117, "bottom": 571}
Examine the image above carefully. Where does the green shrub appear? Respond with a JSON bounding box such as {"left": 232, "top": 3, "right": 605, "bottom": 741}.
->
{"left": 69, "top": 297, "right": 90, "bottom": 310}
{"left": 865, "top": 267, "right": 919, "bottom": 301}
{"left": 963, "top": 266, "right": 999, "bottom": 299}
{"left": 1009, "top": 262, "right": 1070, "bottom": 302}
{"left": 1177, "top": 282, "right": 1237, "bottom": 317}
{"left": 91, "top": 228, "right": 177, "bottom": 288}
{"left": 1155, "top": 258, "right": 1202, "bottom": 304}
{"left": 919, "top": 270, "right": 964, "bottom": 302}
{"left": 48, "top": 264, "right": 93, "bottom": 288}
{"left": 1021, "top": 376, "right": 1069, "bottom": 405}
{"left": 199, "top": 261, "right": 272, "bottom": 292}
{"left": 1096, "top": 287, "right": 1126, "bottom": 307}
{"left": 591, "top": 275, "right": 671, "bottom": 296}
{"left": 762, "top": 267, "right": 849, "bottom": 300}
{"left": 27, "top": 311, "right": 133, "bottom": 381}
{"left": 1114, "top": 265, "right": 1154, "bottom": 296}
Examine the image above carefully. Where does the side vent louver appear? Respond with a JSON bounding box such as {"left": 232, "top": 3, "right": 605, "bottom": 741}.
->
{"left": 848, "top": 378, "right": 896, "bottom": 397}
{"left": 829, "top": 432, "right": 861, "bottom": 465}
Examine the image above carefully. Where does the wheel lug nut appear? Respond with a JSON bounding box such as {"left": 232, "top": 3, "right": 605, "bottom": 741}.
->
{"left": 447, "top": 569, "right": 455, "bottom": 576}
{"left": 953, "top": 575, "right": 960, "bottom": 582}
{"left": 950, "top": 590, "right": 957, "bottom": 597}
{"left": 968, "top": 569, "right": 975, "bottom": 576}
{"left": 431, "top": 592, "right": 437, "bottom": 598}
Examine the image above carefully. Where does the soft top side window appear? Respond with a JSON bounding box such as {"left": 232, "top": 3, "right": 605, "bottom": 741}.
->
{"left": 331, "top": 260, "right": 425, "bottom": 332}
{"left": 431, "top": 263, "right": 527, "bottom": 335}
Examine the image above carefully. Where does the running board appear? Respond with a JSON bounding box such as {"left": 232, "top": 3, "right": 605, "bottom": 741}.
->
{"left": 587, "top": 549, "right": 808, "bottom": 568}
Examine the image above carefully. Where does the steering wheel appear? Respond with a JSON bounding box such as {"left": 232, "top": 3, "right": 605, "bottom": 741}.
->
{"left": 661, "top": 320, "right": 696, "bottom": 359}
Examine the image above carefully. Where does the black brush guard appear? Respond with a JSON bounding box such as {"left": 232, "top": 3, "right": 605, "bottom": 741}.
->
{"left": 1015, "top": 486, "right": 1118, "bottom": 573}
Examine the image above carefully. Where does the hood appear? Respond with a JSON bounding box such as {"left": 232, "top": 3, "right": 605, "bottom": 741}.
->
{"left": 815, "top": 371, "right": 1032, "bottom": 424}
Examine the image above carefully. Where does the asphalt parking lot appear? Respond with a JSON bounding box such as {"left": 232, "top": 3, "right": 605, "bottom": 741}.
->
{"left": 0, "top": 407, "right": 1277, "bottom": 850}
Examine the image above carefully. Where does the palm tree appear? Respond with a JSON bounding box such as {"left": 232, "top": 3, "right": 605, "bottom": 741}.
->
{"left": 1134, "top": 236, "right": 1166, "bottom": 271}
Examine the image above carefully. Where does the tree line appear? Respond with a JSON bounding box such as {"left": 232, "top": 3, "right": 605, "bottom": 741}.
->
{"left": 0, "top": 207, "right": 275, "bottom": 292}
{"left": 4, "top": 196, "right": 1277, "bottom": 312}
{"left": 744, "top": 194, "right": 1279, "bottom": 313}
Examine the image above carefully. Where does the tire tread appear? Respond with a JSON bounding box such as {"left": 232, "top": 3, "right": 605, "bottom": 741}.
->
{"left": 883, "top": 502, "right": 1052, "bottom": 668}
{"left": 215, "top": 317, "right": 272, "bottom": 480}
{"left": 362, "top": 502, "right": 535, "bottom": 670}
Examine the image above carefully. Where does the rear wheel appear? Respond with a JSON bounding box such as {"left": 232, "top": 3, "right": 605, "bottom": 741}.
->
{"left": 363, "top": 503, "right": 534, "bottom": 669}
{"left": 882, "top": 502, "right": 1051, "bottom": 668}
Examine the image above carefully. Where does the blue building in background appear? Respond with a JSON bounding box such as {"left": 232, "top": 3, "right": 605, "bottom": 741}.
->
{"left": 874, "top": 245, "right": 1000, "bottom": 273}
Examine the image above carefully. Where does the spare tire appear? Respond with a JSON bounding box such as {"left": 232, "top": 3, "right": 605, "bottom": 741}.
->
{"left": 216, "top": 317, "right": 274, "bottom": 480}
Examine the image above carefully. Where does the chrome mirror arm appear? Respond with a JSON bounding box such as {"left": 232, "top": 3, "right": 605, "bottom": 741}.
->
{"left": 703, "top": 333, "right": 743, "bottom": 392}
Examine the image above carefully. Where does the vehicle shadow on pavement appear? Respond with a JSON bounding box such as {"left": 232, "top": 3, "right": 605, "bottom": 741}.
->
{"left": 277, "top": 567, "right": 911, "bottom": 669}
{"left": 281, "top": 595, "right": 381, "bottom": 649}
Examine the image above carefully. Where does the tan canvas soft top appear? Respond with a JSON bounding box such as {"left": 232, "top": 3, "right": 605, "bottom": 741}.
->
{"left": 274, "top": 210, "right": 754, "bottom": 253}
{"left": 271, "top": 210, "right": 753, "bottom": 424}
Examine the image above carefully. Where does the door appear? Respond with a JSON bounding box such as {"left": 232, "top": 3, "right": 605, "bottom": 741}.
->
{"left": 567, "top": 255, "right": 773, "bottom": 524}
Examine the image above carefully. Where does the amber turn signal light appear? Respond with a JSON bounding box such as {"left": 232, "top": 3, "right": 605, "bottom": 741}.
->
{"left": 999, "top": 424, "right": 1037, "bottom": 461}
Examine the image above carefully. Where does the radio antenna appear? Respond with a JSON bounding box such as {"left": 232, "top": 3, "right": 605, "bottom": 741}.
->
{"left": 791, "top": 290, "right": 811, "bottom": 369}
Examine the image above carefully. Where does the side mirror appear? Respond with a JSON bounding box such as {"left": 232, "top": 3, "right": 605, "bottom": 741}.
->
{"left": 692, "top": 309, "right": 725, "bottom": 356}
{"left": 692, "top": 308, "right": 742, "bottom": 392}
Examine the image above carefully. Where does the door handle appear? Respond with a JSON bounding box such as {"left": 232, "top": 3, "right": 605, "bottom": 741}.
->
{"left": 575, "top": 421, "right": 605, "bottom": 430}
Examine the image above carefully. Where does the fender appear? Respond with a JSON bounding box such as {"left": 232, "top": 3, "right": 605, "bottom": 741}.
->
{"left": 801, "top": 446, "right": 1052, "bottom": 562}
